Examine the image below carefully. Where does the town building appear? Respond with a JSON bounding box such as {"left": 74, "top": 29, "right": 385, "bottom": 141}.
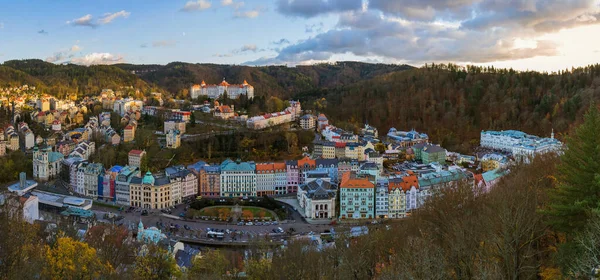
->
{"left": 190, "top": 79, "right": 254, "bottom": 99}
{"left": 33, "top": 145, "right": 64, "bottom": 181}
{"left": 297, "top": 157, "right": 316, "bottom": 186}
{"left": 199, "top": 165, "right": 221, "bottom": 197}
{"left": 256, "top": 163, "right": 276, "bottom": 196}
{"left": 213, "top": 102, "right": 235, "bottom": 120}
{"left": 164, "top": 120, "right": 186, "bottom": 134}
{"left": 84, "top": 163, "right": 104, "bottom": 199}
{"left": 299, "top": 114, "right": 316, "bottom": 130}
{"left": 480, "top": 130, "right": 562, "bottom": 160}
{"left": 129, "top": 171, "right": 175, "bottom": 209}
{"left": 166, "top": 129, "right": 181, "bottom": 149}
{"left": 317, "top": 114, "right": 329, "bottom": 131}
{"left": 375, "top": 180, "right": 388, "bottom": 218}
{"left": 286, "top": 160, "right": 299, "bottom": 194}
{"left": 387, "top": 128, "right": 429, "bottom": 147}
{"left": 166, "top": 166, "right": 198, "bottom": 200}
{"left": 128, "top": 150, "right": 146, "bottom": 169}
{"left": 412, "top": 143, "right": 447, "bottom": 164}
{"left": 361, "top": 124, "right": 379, "bottom": 138}
{"left": 315, "top": 158, "right": 339, "bottom": 183}
{"left": 219, "top": 159, "right": 256, "bottom": 198}
{"left": 339, "top": 172, "right": 375, "bottom": 219}
{"left": 480, "top": 153, "right": 509, "bottom": 171}
{"left": 115, "top": 166, "right": 140, "bottom": 206}
{"left": 123, "top": 125, "right": 135, "bottom": 142}
{"left": 388, "top": 174, "right": 419, "bottom": 217}
{"left": 297, "top": 179, "right": 337, "bottom": 219}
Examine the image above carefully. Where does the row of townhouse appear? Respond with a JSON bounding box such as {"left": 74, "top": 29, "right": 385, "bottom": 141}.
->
{"left": 337, "top": 169, "right": 474, "bottom": 220}
{"left": 313, "top": 140, "right": 381, "bottom": 162}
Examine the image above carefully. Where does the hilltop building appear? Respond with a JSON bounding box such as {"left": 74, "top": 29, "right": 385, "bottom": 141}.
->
{"left": 190, "top": 79, "right": 254, "bottom": 99}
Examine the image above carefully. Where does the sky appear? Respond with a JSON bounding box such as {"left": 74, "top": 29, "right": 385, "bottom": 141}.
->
{"left": 0, "top": 0, "right": 599, "bottom": 72}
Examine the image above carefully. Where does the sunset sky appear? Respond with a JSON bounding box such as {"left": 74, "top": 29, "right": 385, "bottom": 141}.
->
{"left": 1, "top": 0, "right": 599, "bottom": 71}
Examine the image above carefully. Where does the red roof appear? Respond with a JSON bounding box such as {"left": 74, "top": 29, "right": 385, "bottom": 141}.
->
{"left": 125, "top": 125, "right": 134, "bottom": 130}
{"left": 129, "top": 149, "right": 144, "bottom": 156}
{"left": 335, "top": 142, "right": 346, "bottom": 148}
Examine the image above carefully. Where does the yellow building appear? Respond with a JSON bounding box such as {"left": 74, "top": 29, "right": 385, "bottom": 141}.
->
{"left": 481, "top": 159, "right": 500, "bottom": 172}
{"left": 129, "top": 171, "right": 174, "bottom": 209}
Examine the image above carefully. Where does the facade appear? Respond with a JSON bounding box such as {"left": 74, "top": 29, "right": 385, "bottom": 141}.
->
{"left": 190, "top": 79, "right": 254, "bottom": 99}
{"left": 219, "top": 159, "right": 256, "bottom": 197}
{"left": 129, "top": 172, "right": 174, "bottom": 209}
{"left": 115, "top": 166, "right": 139, "bottom": 206}
{"left": 84, "top": 163, "right": 104, "bottom": 198}
{"left": 315, "top": 158, "right": 339, "bottom": 183}
{"left": 213, "top": 103, "right": 235, "bottom": 120}
{"left": 299, "top": 114, "right": 316, "bottom": 130}
{"left": 123, "top": 125, "right": 135, "bottom": 142}
{"left": 256, "top": 163, "right": 276, "bottom": 196}
{"left": 375, "top": 180, "right": 388, "bottom": 218}
{"left": 273, "top": 163, "right": 287, "bottom": 195}
{"left": 166, "top": 129, "right": 181, "bottom": 149}
{"left": 297, "top": 179, "right": 337, "bottom": 219}
{"left": 166, "top": 167, "right": 198, "bottom": 199}
{"left": 33, "top": 146, "right": 64, "bottom": 181}
{"left": 164, "top": 120, "right": 186, "bottom": 134}
{"left": 388, "top": 174, "right": 419, "bottom": 217}
{"left": 128, "top": 150, "right": 146, "bottom": 169}
{"left": 286, "top": 160, "right": 299, "bottom": 194}
{"left": 247, "top": 111, "right": 293, "bottom": 129}
{"left": 339, "top": 172, "right": 375, "bottom": 219}
{"left": 480, "top": 130, "right": 562, "bottom": 160}
{"left": 199, "top": 165, "right": 221, "bottom": 197}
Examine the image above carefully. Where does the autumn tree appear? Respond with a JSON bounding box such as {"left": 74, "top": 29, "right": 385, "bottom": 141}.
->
{"left": 85, "top": 225, "right": 135, "bottom": 272}
{"left": 186, "top": 249, "right": 230, "bottom": 279}
{"left": 43, "top": 237, "right": 114, "bottom": 280}
{"left": 545, "top": 103, "right": 600, "bottom": 233}
{"left": 133, "top": 245, "right": 180, "bottom": 280}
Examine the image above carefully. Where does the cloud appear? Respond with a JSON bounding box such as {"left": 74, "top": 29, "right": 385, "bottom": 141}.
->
{"left": 257, "top": 0, "right": 600, "bottom": 66}
{"left": 234, "top": 10, "right": 260, "bottom": 18}
{"left": 67, "top": 14, "right": 96, "bottom": 27}
{"left": 181, "top": 0, "right": 212, "bottom": 12}
{"left": 140, "top": 43, "right": 148, "bottom": 48}
{"left": 66, "top": 11, "right": 130, "bottom": 27}
{"left": 152, "top": 40, "right": 177, "bottom": 47}
{"left": 305, "top": 22, "right": 324, "bottom": 33}
{"left": 38, "top": 29, "right": 48, "bottom": 35}
{"left": 276, "top": 0, "right": 363, "bottom": 18}
{"left": 272, "top": 38, "right": 291, "bottom": 45}
{"left": 70, "top": 53, "right": 125, "bottom": 65}
{"left": 46, "top": 45, "right": 83, "bottom": 63}
{"left": 213, "top": 53, "right": 234, "bottom": 57}
{"left": 70, "top": 45, "right": 82, "bottom": 52}
{"left": 98, "top": 10, "right": 130, "bottom": 25}
{"left": 222, "top": 0, "right": 245, "bottom": 8}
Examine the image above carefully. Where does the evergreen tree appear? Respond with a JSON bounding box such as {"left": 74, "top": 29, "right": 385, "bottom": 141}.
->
{"left": 545, "top": 103, "right": 600, "bottom": 233}
{"left": 190, "top": 112, "right": 196, "bottom": 127}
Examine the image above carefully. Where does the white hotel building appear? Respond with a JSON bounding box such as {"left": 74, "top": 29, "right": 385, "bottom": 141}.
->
{"left": 190, "top": 79, "right": 254, "bottom": 99}
{"left": 480, "top": 130, "right": 562, "bottom": 160}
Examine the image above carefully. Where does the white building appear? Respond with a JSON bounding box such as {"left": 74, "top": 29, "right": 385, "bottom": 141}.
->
{"left": 375, "top": 180, "right": 388, "bottom": 218}
{"left": 256, "top": 163, "right": 276, "bottom": 196}
{"left": 219, "top": 159, "right": 256, "bottom": 198}
{"left": 84, "top": 163, "right": 104, "bottom": 198}
{"left": 115, "top": 166, "right": 139, "bottom": 206}
{"left": 128, "top": 150, "right": 146, "bottom": 169}
{"left": 297, "top": 179, "right": 336, "bottom": 219}
{"left": 299, "top": 114, "right": 316, "bottom": 130}
{"left": 480, "top": 130, "right": 562, "bottom": 160}
{"left": 190, "top": 79, "right": 254, "bottom": 99}
{"left": 33, "top": 146, "right": 64, "bottom": 181}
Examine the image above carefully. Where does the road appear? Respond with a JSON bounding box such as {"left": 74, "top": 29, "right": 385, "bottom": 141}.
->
{"left": 93, "top": 203, "right": 333, "bottom": 243}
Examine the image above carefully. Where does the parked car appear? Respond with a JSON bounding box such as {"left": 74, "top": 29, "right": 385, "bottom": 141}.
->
{"left": 245, "top": 222, "right": 253, "bottom": 226}
{"left": 272, "top": 221, "right": 279, "bottom": 225}
{"left": 263, "top": 222, "right": 270, "bottom": 226}
{"left": 237, "top": 222, "right": 244, "bottom": 226}
{"left": 277, "top": 227, "right": 284, "bottom": 233}
{"left": 255, "top": 222, "right": 263, "bottom": 226}
{"left": 184, "top": 225, "right": 191, "bottom": 230}
{"left": 179, "top": 212, "right": 186, "bottom": 217}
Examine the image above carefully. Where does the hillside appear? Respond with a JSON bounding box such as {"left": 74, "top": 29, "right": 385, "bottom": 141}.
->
{"left": 1, "top": 59, "right": 156, "bottom": 98}
{"left": 115, "top": 61, "right": 414, "bottom": 98}
{"left": 294, "top": 64, "right": 600, "bottom": 152}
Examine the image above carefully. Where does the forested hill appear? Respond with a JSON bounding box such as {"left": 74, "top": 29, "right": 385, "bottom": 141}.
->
{"left": 114, "top": 61, "right": 414, "bottom": 98}
{"left": 295, "top": 64, "right": 600, "bottom": 152}
{"left": 0, "top": 59, "right": 155, "bottom": 98}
